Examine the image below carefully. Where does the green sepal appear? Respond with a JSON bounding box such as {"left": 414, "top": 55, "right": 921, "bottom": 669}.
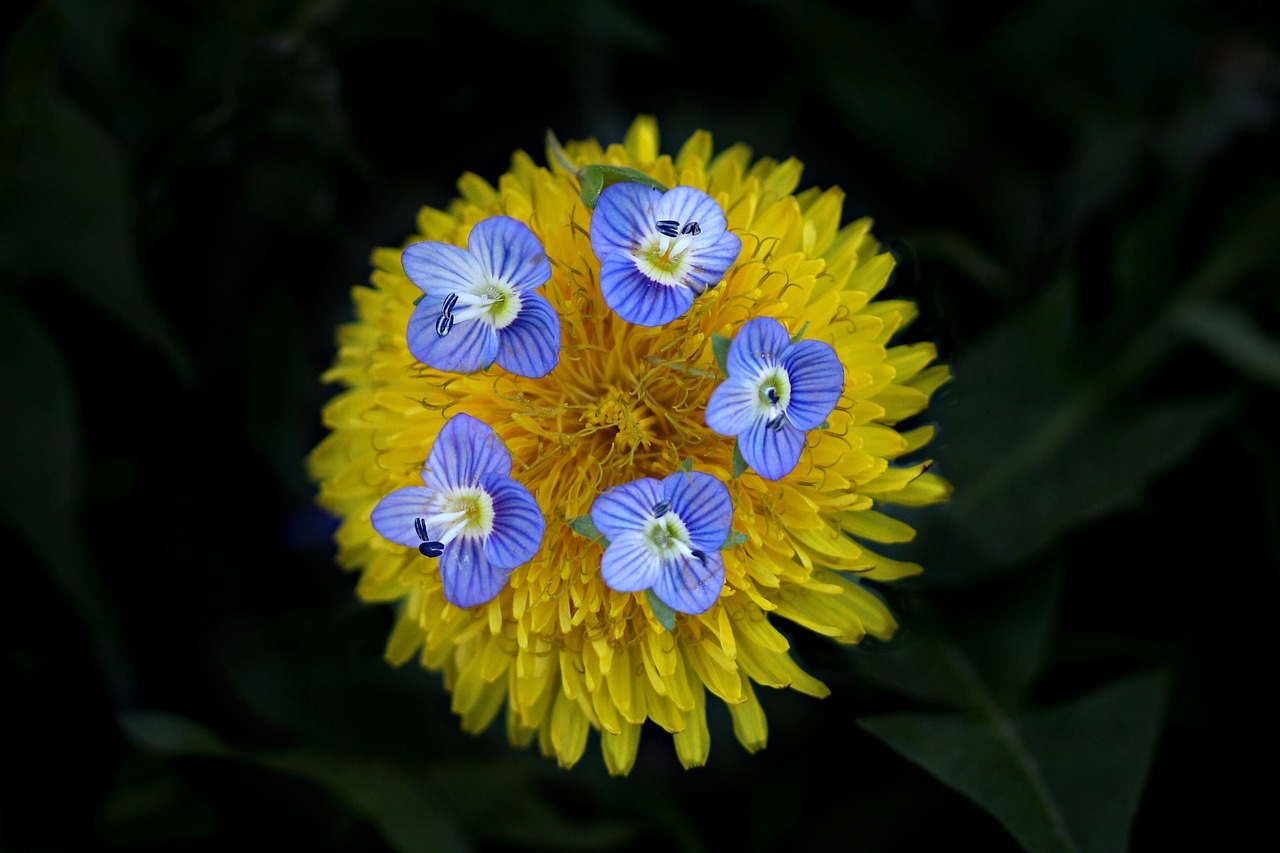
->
{"left": 412, "top": 294, "right": 423, "bottom": 306}
{"left": 646, "top": 590, "right": 677, "bottom": 632}
{"left": 677, "top": 457, "right": 694, "bottom": 473}
{"left": 731, "top": 441, "right": 748, "bottom": 478}
{"left": 790, "top": 320, "right": 810, "bottom": 343}
{"left": 711, "top": 334, "right": 732, "bottom": 374}
{"left": 578, "top": 164, "right": 668, "bottom": 209}
{"left": 721, "top": 531, "right": 749, "bottom": 549}
{"left": 567, "top": 515, "right": 609, "bottom": 547}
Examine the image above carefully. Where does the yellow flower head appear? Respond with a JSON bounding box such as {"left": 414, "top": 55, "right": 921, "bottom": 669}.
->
{"left": 308, "top": 115, "right": 952, "bottom": 774}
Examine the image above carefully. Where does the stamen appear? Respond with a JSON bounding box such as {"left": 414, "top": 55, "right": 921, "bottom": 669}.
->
{"left": 767, "top": 414, "right": 787, "bottom": 432}
{"left": 414, "top": 516, "right": 445, "bottom": 558}
{"left": 656, "top": 219, "right": 680, "bottom": 238}
{"left": 436, "top": 313, "right": 455, "bottom": 337}
{"left": 766, "top": 387, "right": 779, "bottom": 404}
{"left": 680, "top": 221, "right": 701, "bottom": 236}
{"left": 690, "top": 548, "right": 708, "bottom": 565}
{"left": 442, "top": 293, "right": 459, "bottom": 314}
{"left": 653, "top": 500, "right": 671, "bottom": 518}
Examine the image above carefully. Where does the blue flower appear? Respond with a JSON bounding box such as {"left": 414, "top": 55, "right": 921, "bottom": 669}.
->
{"left": 589, "top": 183, "right": 741, "bottom": 326}
{"left": 590, "top": 470, "right": 733, "bottom": 615}
{"left": 370, "top": 413, "right": 545, "bottom": 608}
{"left": 706, "top": 317, "right": 844, "bottom": 480}
{"left": 403, "top": 215, "right": 560, "bottom": 378}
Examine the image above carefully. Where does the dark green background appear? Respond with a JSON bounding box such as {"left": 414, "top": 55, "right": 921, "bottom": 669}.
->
{"left": 3, "top": 0, "right": 1277, "bottom": 850}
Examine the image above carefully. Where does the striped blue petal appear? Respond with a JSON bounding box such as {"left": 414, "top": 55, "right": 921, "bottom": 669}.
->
{"left": 424, "top": 413, "right": 512, "bottom": 492}
{"left": 739, "top": 415, "right": 807, "bottom": 480}
{"left": 782, "top": 338, "right": 844, "bottom": 429}
{"left": 481, "top": 473, "right": 545, "bottom": 570}
{"left": 591, "top": 477, "right": 663, "bottom": 540}
{"left": 439, "top": 534, "right": 507, "bottom": 608}
{"left": 727, "top": 316, "right": 791, "bottom": 376}
{"left": 407, "top": 299, "right": 499, "bottom": 374}
{"left": 662, "top": 471, "right": 732, "bottom": 553}
{"left": 599, "top": 253, "right": 694, "bottom": 327}
{"left": 369, "top": 486, "right": 434, "bottom": 548}
{"left": 402, "top": 241, "right": 483, "bottom": 301}
{"left": 468, "top": 215, "right": 552, "bottom": 293}
{"left": 681, "top": 229, "right": 741, "bottom": 294}
{"left": 653, "top": 549, "right": 725, "bottom": 615}
{"left": 600, "top": 532, "right": 663, "bottom": 593}
{"left": 705, "top": 376, "right": 760, "bottom": 436}
{"left": 590, "top": 182, "right": 659, "bottom": 258}
{"left": 494, "top": 291, "right": 560, "bottom": 378}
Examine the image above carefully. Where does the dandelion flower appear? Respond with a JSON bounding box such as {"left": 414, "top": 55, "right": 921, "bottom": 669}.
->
{"left": 309, "top": 116, "right": 952, "bottom": 775}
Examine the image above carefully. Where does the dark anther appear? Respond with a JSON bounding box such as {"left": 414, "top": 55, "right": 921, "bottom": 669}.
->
{"left": 767, "top": 414, "right": 787, "bottom": 432}
{"left": 435, "top": 312, "right": 455, "bottom": 338}
{"left": 653, "top": 500, "right": 671, "bottom": 518}
{"left": 766, "top": 387, "right": 779, "bottom": 404}
{"left": 656, "top": 219, "right": 680, "bottom": 238}
{"left": 690, "top": 549, "right": 708, "bottom": 565}
{"left": 414, "top": 516, "right": 445, "bottom": 558}
{"left": 442, "top": 293, "right": 459, "bottom": 315}
{"left": 680, "top": 221, "right": 702, "bottom": 236}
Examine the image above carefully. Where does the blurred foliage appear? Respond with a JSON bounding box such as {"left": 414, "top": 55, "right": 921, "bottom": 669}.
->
{"left": 1, "top": 0, "right": 1277, "bottom": 850}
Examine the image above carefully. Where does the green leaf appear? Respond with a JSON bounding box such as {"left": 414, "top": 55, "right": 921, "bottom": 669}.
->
{"left": 676, "top": 457, "right": 694, "bottom": 473}
{"left": 122, "top": 710, "right": 472, "bottom": 853}
{"left": 789, "top": 320, "right": 809, "bottom": 343}
{"left": 721, "top": 531, "right": 749, "bottom": 549}
{"left": 860, "top": 670, "right": 1169, "bottom": 853}
{"left": 731, "top": 441, "right": 748, "bottom": 478}
{"left": 118, "top": 711, "right": 230, "bottom": 759}
{"left": 0, "top": 6, "right": 191, "bottom": 381}
{"left": 645, "top": 590, "right": 677, "bottom": 632}
{"left": 1172, "top": 300, "right": 1280, "bottom": 389}
{"left": 566, "top": 514, "right": 609, "bottom": 547}
{"left": 576, "top": 164, "right": 667, "bottom": 208}
{"left": 711, "top": 334, "right": 732, "bottom": 374}
{"left": 0, "top": 295, "right": 130, "bottom": 700}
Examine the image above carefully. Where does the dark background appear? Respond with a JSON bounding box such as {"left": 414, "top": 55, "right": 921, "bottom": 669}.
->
{"left": 2, "top": 0, "right": 1278, "bottom": 850}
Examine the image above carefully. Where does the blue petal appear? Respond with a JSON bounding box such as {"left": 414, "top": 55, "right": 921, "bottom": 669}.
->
{"left": 599, "top": 253, "right": 694, "bottom": 326}
{"left": 727, "top": 316, "right": 791, "bottom": 376}
{"left": 705, "top": 376, "right": 759, "bottom": 436}
{"left": 591, "top": 477, "right": 663, "bottom": 540}
{"left": 369, "top": 486, "right": 434, "bottom": 548}
{"left": 781, "top": 339, "right": 844, "bottom": 429}
{"left": 424, "top": 413, "right": 512, "bottom": 492}
{"left": 739, "top": 416, "right": 807, "bottom": 480}
{"left": 494, "top": 291, "right": 560, "bottom": 378}
{"left": 590, "top": 182, "right": 660, "bottom": 258}
{"left": 652, "top": 186, "right": 729, "bottom": 241}
{"left": 480, "top": 473, "right": 545, "bottom": 570}
{"left": 653, "top": 549, "right": 725, "bottom": 615}
{"left": 662, "top": 471, "right": 732, "bottom": 552}
{"left": 407, "top": 299, "right": 499, "bottom": 374}
{"left": 402, "top": 241, "right": 483, "bottom": 301}
{"left": 681, "top": 230, "right": 741, "bottom": 294}
{"left": 439, "top": 534, "right": 508, "bottom": 608}
{"left": 468, "top": 216, "right": 552, "bottom": 292}
{"left": 600, "top": 532, "right": 663, "bottom": 593}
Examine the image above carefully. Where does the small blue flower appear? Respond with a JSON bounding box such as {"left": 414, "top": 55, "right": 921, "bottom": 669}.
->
{"left": 590, "top": 470, "right": 733, "bottom": 614}
{"left": 403, "top": 215, "right": 560, "bottom": 378}
{"left": 706, "top": 317, "right": 844, "bottom": 480}
{"left": 370, "top": 413, "right": 545, "bottom": 608}
{"left": 589, "top": 183, "right": 742, "bottom": 326}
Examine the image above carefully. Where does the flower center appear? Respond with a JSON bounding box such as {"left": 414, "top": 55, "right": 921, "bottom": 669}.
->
{"left": 421, "top": 486, "right": 495, "bottom": 544}
{"left": 450, "top": 280, "right": 523, "bottom": 330}
{"left": 641, "top": 512, "right": 698, "bottom": 562}
{"left": 580, "top": 386, "right": 656, "bottom": 456}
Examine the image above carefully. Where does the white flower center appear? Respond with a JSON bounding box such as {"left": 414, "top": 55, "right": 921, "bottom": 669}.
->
{"left": 420, "top": 486, "right": 495, "bottom": 544}
{"left": 641, "top": 511, "right": 698, "bottom": 562}
{"left": 753, "top": 365, "right": 792, "bottom": 425}
{"left": 450, "top": 279, "right": 523, "bottom": 330}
